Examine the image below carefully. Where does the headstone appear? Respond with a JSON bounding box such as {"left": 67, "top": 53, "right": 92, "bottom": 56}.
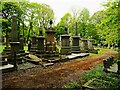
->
{"left": 36, "top": 28, "right": 45, "bottom": 57}
{"left": 80, "top": 39, "right": 88, "bottom": 53}
{"left": 88, "top": 39, "right": 98, "bottom": 54}
{"left": 45, "top": 19, "right": 58, "bottom": 57}
{"left": 60, "top": 26, "right": 71, "bottom": 55}
{"left": 19, "top": 34, "right": 25, "bottom": 53}
{"left": 88, "top": 39, "right": 94, "bottom": 50}
{"left": 29, "top": 35, "right": 37, "bottom": 54}
{"left": 9, "top": 15, "right": 20, "bottom": 65}
{"left": 71, "top": 22, "right": 80, "bottom": 53}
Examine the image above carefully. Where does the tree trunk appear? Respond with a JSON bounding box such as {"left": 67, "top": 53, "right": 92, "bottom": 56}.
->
{"left": 27, "top": 22, "right": 33, "bottom": 43}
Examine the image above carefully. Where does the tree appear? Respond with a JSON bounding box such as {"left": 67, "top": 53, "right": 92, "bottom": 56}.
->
{"left": 2, "top": 1, "right": 23, "bottom": 47}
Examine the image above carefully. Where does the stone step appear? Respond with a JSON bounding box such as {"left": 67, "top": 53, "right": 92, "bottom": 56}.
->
{"left": 67, "top": 53, "right": 89, "bottom": 59}
{"left": 42, "top": 63, "right": 54, "bottom": 67}
{"left": 0, "top": 61, "right": 8, "bottom": 66}
{"left": 0, "top": 64, "right": 15, "bottom": 73}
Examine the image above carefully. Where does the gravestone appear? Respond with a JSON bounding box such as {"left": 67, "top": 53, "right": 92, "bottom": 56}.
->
{"left": 88, "top": 39, "right": 98, "bottom": 54}
{"left": 36, "top": 27, "right": 45, "bottom": 57}
{"left": 29, "top": 34, "right": 37, "bottom": 54}
{"left": 60, "top": 26, "right": 71, "bottom": 55}
{"left": 45, "top": 19, "right": 58, "bottom": 57}
{"left": 9, "top": 15, "right": 20, "bottom": 65}
{"left": 19, "top": 34, "right": 25, "bottom": 53}
{"left": 80, "top": 39, "right": 88, "bottom": 53}
{"left": 71, "top": 22, "right": 80, "bottom": 53}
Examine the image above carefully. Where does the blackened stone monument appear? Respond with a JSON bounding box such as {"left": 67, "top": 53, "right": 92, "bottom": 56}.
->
{"left": 60, "top": 26, "right": 71, "bottom": 55}
{"left": 19, "top": 34, "right": 25, "bottom": 54}
{"left": 29, "top": 34, "right": 37, "bottom": 54}
{"left": 9, "top": 15, "right": 20, "bottom": 65}
{"left": 45, "top": 19, "right": 58, "bottom": 57}
{"left": 71, "top": 22, "right": 80, "bottom": 53}
{"left": 36, "top": 27, "right": 45, "bottom": 57}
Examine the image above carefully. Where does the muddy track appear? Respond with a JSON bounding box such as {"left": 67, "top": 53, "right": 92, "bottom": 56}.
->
{"left": 2, "top": 50, "right": 117, "bottom": 88}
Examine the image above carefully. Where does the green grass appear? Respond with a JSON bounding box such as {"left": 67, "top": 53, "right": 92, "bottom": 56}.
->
{"left": 63, "top": 64, "right": 120, "bottom": 89}
{"left": 24, "top": 46, "right": 28, "bottom": 51}
{"left": 89, "top": 48, "right": 118, "bottom": 57}
{"left": 0, "top": 45, "right": 5, "bottom": 53}
{"left": 0, "top": 45, "right": 28, "bottom": 53}
{"left": 63, "top": 82, "right": 81, "bottom": 89}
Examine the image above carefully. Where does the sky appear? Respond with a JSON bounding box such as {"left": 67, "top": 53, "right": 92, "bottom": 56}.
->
{"left": 29, "top": 0, "right": 107, "bottom": 24}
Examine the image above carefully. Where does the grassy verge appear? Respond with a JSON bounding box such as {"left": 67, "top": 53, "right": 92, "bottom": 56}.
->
{"left": 89, "top": 48, "right": 118, "bottom": 57}
{"left": 0, "top": 45, "right": 28, "bottom": 53}
{"left": 63, "top": 64, "right": 120, "bottom": 89}
{"left": 0, "top": 45, "right": 5, "bottom": 53}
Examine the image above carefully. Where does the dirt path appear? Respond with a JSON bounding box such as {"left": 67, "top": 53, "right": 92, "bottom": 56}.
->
{"left": 2, "top": 50, "right": 117, "bottom": 88}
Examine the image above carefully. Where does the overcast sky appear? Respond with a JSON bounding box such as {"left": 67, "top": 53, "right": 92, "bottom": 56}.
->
{"left": 29, "top": 0, "right": 107, "bottom": 24}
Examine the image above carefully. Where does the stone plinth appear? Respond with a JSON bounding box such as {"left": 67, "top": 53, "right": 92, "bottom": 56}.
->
{"left": 19, "top": 34, "right": 25, "bottom": 53}
{"left": 88, "top": 39, "right": 94, "bottom": 50}
{"left": 80, "top": 39, "right": 88, "bottom": 53}
{"left": 88, "top": 39, "right": 98, "bottom": 54}
{"left": 60, "top": 35, "right": 71, "bottom": 55}
{"left": 8, "top": 42, "right": 20, "bottom": 64}
{"left": 30, "top": 35, "right": 37, "bottom": 54}
{"left": 72, "top": 36, "right": 80, "bottom": 53}
{"left": 36, "top": 36, "right": 45, "bottom": 57}
{"left": 46, "top": 30, "right": 56, "bottom": 52}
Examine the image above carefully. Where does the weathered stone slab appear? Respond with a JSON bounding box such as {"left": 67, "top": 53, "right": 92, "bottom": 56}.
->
{"left": 107, "top": 63, "right": 118, "bottom": 73}
{"left": 17, "top": 62, "right": 36, "bottom": 70}
{"left": 27, "top": 54, "right": 42, "bottom": 64}
{"left": 0, "top": 64, "right": 14, "bottom": 73}
{"left": 42, "top": 63, "right": 54, "bottom": 67}
{"left": 67, "top": 53, "right": 89, "bottom": 59}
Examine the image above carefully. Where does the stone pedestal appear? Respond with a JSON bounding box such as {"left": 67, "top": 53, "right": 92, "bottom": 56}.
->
{"left": 19, "top": 34, "right": 25, "bottom": 54}
{"left": 36, "top": 36, "right": 45, "bottom": 57}
{"left": 60, "top": 35, "right": 71, "bottom": 55}
{"left": 8, "top": 42, "right": 20, "bottom": 64}
{"left": 80, "top": 39, "right": 88, "bottom": 53}
{"left": 60, "top": 26, "right": 71, "bottom": 55}
{"left": 72, "top": 36, "right": 80, "bottom": 53}
{"left": 44, "top": 20, "right": 59, "bottom": 58}
{"left": 46, "top": 30, "right": 56, "bottom": 52}
{"left": 30, "top": 35, "right": 37, "bottom": 54}
{"left": 88, "top": 39, "right": 98, "bottom": 54}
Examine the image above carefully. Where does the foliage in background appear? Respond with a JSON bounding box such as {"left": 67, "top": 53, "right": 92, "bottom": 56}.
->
{"left": 1, "top": 0, "right": 54, "bottom": 43}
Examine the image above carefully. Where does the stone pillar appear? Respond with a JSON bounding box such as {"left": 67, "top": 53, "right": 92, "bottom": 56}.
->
{"left": 60, "top": 26, "right": 71, "bottom": 55}
{"left": 9, "top": 15, "right": 20, "bottom": 65}
{"left": 45, "top": 19, "right": 57, "bottom": 55}
{"left": 19, "top": 34, "right": 25, "bottom": 53}
{"left": 29, "top": 35, "right": 37, "bottom": 54}
{"left": 36, "top": 29, "right": 45, "bottom": 57}
{"left": 88, "top": 39, "right": 98, "bottom": 54}
{"left": 88, "top": 39, "right": 94, "bottom": 50}
{"left": 80, "top": 39, "right": 88, "bottom": 53}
